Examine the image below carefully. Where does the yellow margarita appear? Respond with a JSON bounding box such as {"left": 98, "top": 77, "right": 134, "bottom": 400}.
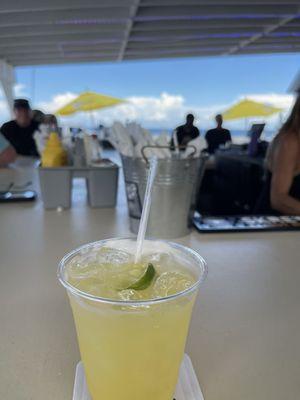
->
{"left": 59, "top": 239, "right": 206, "bottom": 400}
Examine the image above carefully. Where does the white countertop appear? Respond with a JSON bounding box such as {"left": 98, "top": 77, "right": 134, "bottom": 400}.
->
{"left": 0, "top": 161, "right": 300, "bottom": 400}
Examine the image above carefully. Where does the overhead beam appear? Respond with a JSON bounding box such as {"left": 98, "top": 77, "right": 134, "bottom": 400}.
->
{"left": 0, "top": 60, "right": 15, "bottom": 116}
{"left": 239, "top": 47, "right": 300, "bottom": 56}
{"left": 0, "top": 39, "right": 237, "bottom": 55}
{"left": 124, "top": 51, "right": 221, "bottom": 60}
{"left": 0, "top": 32, "right": 124, "bottom": 47}
{"left": 118, "top": 0, "right": 141, "bottom": 60}
{"left": 6, "top": 50, "right": 119, "bottom": 61}
{"left": 131, "top": 26, "right": 264, "bottom": 38}
{"left": 137, "top": 4, "right": 298, "bottom": 18}
{"left": 0, "top": 8, "right": 130, "bottom": 28}
{"left": 8, "top": 46, "right": 300, "bottom": 67}
{"left": 2, "top": 38, "right": 299, "bottom": 57}
{"left": 141, "top": 0, "right": 300, "bottom": 4}
{"left": 0, "top": 42, "right": 121, "bottom": 52}
{"left": 224, "top": 12, "right": 299, "bottom": 55}
{"left": 0, "top": 0, "right": 134, "bottom": 13}
{"left": 8, "top": 56, "right": 118, "bottom": 66}
{"left": 288, "top": 71, "right": 300, "bottom": 93}
{"left": 0, "top": 24, "right": 127, "bottom": 39}
{"left": 133, "top": 18, "right": 280, "bottom": 31}
{"left": 0, "top": 19, "right": 283, "bottom": 38}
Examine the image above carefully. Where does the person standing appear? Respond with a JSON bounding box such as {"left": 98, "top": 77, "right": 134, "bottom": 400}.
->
{"left": 1, "top": 99, "right": 39, "bottom": 156}
{"left": 172, "top": 114, "right": 200, "bottom": 149}
{"left": 205, "top": 114, "right": 231, "bottom": 154}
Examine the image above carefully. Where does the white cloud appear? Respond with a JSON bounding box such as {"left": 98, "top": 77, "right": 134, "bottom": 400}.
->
{"left": 32, "top": 90, "right": 297, "bottom": 132}
{"left": 38, "top": 92, "right": 77, "bottom": 113}
{"left": 36, "top": 91, "right": 229, "bottom": 129}
{"left": 218, "top": 93, "right": 294, "bottom": 112}
{"left": 38, "top": 91, "right": 188, "bottom": 127}
{"left": 246, "top": 93, "right": 294, "bottom": 109}
{"left": 14, "top": 83, "right": 27, "bottom": 97}
{"left": 0, "top": 78, "right": 295, "bottom": 130}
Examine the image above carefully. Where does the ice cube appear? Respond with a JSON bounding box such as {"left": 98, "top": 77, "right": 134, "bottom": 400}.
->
{"left": 153, "top": 271, "right": 194, "bottom": 297}
{"left": 95, "top": 246, "right": 132, "bottom": 266}
{"left": 142, "top": 252, "right": 175, "bottom": 273}
{"left": 80, "top": 281, "right": 117, "bottom": 298}
{"left": 67, "top": 255, "right": 100, "bottom": 280}
{"left": 67, "top": 246, "right": 132, "bottom": 282}
{"left": 118, "top": 289, "right": 138, "bottom": 301}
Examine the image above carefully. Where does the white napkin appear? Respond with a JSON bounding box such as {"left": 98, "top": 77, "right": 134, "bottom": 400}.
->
{"left": 109, "top": 122, "right": 134, "bottom": 156}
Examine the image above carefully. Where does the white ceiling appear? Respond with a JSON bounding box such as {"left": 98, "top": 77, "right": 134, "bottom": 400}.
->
{"left": 1, "top": 0, "right": 300, "bottom": 66}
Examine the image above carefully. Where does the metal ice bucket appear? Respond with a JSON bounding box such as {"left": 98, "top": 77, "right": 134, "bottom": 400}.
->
{"left": 122, "top": 146, "right": 207, "bottom": 238}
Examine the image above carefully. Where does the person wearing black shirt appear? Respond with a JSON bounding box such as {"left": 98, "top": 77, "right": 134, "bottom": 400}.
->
{"left": 205, "top": 114, "right": 231, "bottom": 154}
{"left": 173, "top": 114, "right": 200, "bottom": 150}
{"left": 1, "top": 99, "right": 39, "bottom": 156}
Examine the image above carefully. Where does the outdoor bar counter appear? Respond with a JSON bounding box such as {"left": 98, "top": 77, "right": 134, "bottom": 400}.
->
{"left": 0, "top": 165, "right": 300, "bottom": 400}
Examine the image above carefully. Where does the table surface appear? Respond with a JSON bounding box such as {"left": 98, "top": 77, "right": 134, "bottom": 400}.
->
{"left": 0, "top": 159, "right": 300, "bottom": 400}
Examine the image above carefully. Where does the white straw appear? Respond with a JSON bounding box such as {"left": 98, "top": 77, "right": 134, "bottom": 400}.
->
{"left": 135, "top": 157, "right": 158, "bottom": 263}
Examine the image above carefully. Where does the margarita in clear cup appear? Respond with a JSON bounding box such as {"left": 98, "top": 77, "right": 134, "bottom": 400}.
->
{"left": 58, "top": 238, "right": 206, "bottom": 400}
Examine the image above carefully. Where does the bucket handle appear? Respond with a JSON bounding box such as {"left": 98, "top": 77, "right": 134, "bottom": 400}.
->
{"left": 141, "top": 145, "right": 197, "bottom": 164}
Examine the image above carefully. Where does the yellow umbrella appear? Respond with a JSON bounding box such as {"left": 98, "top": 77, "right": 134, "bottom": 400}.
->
{"left": 223, "top": 99, "right": 282, "bottom": 121}
{"left": 56, "top": 91, "right": 124, "bottom": 116}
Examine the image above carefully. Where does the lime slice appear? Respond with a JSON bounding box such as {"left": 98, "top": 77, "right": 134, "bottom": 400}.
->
{"left": 126, "top": 263, "right": 156, "bottom": 290}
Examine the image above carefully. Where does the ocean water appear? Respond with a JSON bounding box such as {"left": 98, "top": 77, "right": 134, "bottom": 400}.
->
{"left": 149, "top": 128, "right": 276, "bottom": 143}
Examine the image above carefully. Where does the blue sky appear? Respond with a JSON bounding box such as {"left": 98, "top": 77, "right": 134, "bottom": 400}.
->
{"left": 16, "top": 53, "right": 300, "bottom": 104}
{"left": 3, "top": 52, "right": 299, "bottom": 129}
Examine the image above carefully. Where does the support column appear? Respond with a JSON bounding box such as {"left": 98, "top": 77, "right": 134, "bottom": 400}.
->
{"left": 0, "top": 60, "right": 15, "bottom": 117}
{"left": 289, "top": 71, "right": 300, "bottom": 93}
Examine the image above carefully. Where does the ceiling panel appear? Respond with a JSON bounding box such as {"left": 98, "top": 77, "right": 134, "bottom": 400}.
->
{"left": 0, "top": 1, "right": 297, "bottom": 66}
{"left": 136, "top": 5, "right": 299, "bottom": 18}
{"left": 0, "top": 8, "right": 130, "bottom": 28}
{"left": 133, "top": 19, "right": 280, "bottom": 31}
{"left": 0, "top": 0, "right": 134, "bottom": 13}
{"left": 140, "top": 0, "right": 300, "bottom": 5}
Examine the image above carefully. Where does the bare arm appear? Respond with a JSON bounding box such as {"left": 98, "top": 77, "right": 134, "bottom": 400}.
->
{"left": 0, "top": 145, "right": 17, "bottom": 167}
{"left": 270, "top": 134, "right": 300, "bottom": 214}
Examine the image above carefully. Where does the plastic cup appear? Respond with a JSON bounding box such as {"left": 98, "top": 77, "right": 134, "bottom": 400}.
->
{"left": 58, "top": 238, "right": 207, "bottom": 400}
